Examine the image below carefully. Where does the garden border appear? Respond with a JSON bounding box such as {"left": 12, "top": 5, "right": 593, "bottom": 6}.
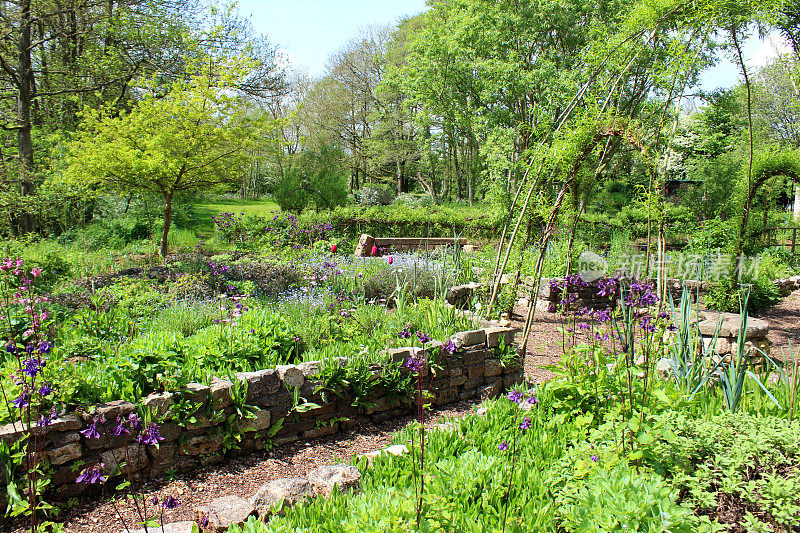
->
{"left": 0, "top": 326, "right": 521, "bottom": 498}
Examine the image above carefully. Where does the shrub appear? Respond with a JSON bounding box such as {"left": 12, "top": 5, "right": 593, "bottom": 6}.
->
{"left": 359, "top": 185, "right": 394, "bottom": 206}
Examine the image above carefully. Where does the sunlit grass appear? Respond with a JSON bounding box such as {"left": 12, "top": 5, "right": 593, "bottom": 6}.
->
{"left": 192, "top": 196, "right": 280, "bottom": 236}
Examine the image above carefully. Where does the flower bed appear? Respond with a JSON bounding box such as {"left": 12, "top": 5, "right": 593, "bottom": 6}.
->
{"left": 0, "top": 325, "right": 520, "bottom": 500}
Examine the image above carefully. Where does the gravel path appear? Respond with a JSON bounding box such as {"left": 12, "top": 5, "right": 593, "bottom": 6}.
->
{"left": 753, "top": 289, "right": 800, "bottom": 358}
{"left": 514, "top": 288, "right": 800, "bottom": 379}
{"left": 11, "top": 402, "right": 476, "bottom": 533}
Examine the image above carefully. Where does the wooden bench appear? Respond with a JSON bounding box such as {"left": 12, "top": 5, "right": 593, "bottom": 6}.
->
{"left": 354, "top": 234, "right": 469, "bottom": 256}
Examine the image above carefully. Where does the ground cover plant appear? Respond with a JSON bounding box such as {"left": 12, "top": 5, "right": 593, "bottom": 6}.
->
{"left": 226, "top": 281, "right": 800, "bottom": 533}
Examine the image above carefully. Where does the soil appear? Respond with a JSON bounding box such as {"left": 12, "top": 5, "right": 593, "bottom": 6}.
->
{"left": 11, "top": 402, "right": 476, "bottom": 533}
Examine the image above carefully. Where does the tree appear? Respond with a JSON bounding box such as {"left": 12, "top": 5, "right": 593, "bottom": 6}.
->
{"left": 66, "top": 64, "right": 257, "bottom": 257}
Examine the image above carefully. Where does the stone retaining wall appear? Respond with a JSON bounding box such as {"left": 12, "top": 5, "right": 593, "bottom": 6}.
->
{"left": 0, "top": 327, "right": 521, "bottom": 499}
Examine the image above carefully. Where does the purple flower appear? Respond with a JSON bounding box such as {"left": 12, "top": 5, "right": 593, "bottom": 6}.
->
{"left": 519, "top": 418, "right": 532, "bottom": 431}
{"left": 526, "top": 395, "right": 539, "bottom": 405}
{"left": 498, "top": 442, "right": 508, "bottom": 451}
{"left": 151, "top": 496, "right": 159, "bottom": 505}
{"left": 416, "top": 331, "right": 430, "bottom": 344}
{"left": 442, "top": 339, "right": 459, "bottom": 355}
{"left": 137, "top": 423, "right": 164, "bottom": 446}
{"left": 596, "top": 309, "right": 611, "bottom": 323}
{"left": 507, "top": 390, "right": 523, "bottom": 404}
{"left": 5, "top": 341, "right": 16, "bottom": 354}
{"left": 404, "top": 354, "right": 424, "bottom": 373}
{"left": 398, "top": 326, "right": 412, "bottom": 339}
{"left": 161, "top": 495, "right": 179, "bottom": 509}
{"left": 80, "top": 415, "right": 105, "bottom": 440}
{"left": 38, "top": 383, "right": 52, "bottom": 397}
{"left": 22, "top": 358, "right": 44, "bottom": 377}
{"left": 112, "top": 416, "right": 130, "bottom": 436}
{"left": 76, "top": 463, "right": 106, "bottom": 484}
{"left": 11, "top": 393, "right": 29, "bottom": 409}
{"left": 128, "top": 413, "right": 143, "bottom": 431}
{"left": 591, "top": 455, "right": 599, "bottom": 462}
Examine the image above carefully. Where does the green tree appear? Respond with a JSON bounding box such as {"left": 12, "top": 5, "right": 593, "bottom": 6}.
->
{"left": 65, "top": 63, "right": 258, "bottom": 257}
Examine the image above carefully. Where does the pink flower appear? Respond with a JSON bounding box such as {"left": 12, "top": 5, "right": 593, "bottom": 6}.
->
{"left": 387, "top": 256, "right": 394, "bottom": 265}
{"left": 371, "top": 245, "right": 378, "bottom": 256}
{"left": 331, "top": 243, "right": 338, "bottom": 254}
{"left": 30, "top": 268, "right": 43, "bottom": 277}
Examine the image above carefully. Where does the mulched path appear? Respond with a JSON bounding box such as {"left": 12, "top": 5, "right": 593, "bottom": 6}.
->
{"left": 753, "top": 289, "right": 800, "bottom": 358}
{"left": 510, "top": 305, "right": 568, "bottom": 384}
{"left": 14, "top": 402, "right": 476, "bottom": 533}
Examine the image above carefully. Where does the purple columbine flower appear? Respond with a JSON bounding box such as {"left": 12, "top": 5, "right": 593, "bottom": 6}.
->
{"left": 507, "top": 390, "right": 523, "bottom": 404}
{"left": 11, "top": 393, "right": 29, "bottom": 409}
{"left": 161, "top": 495, "right": 179, "bottom": 509}
{"left": 398, "top": 326, "right": 412, "bottom": 339}
{"left": 498, "top": 442, "right": 508, "bottom": 451}
{"left": 137, "top": 423, "right": 164, "bottom": 446}
{"left": 38, "top": 383, "right": 52, "bottom": 397}
{"left": 416, "top": 331, "right": 430, "bottom": 344}
{"left": 526, "top": 395, "right": 539, "bottom": 405}
{"left": 442, "top": 339, "right": 459, "bottom": 355}
{"left": 22, "top": 358, "right": 44, "bottom": 377}
{"left": 519, "top": 418, "right": 532, "bottom": 431}
{"left": 590, "top": 454, "right": 599, "bottom": 462}
{"left": 76, "top": 463, "right": 106, "bottom": 484}
{"left": 128, "top": 413, "right": 143, "bottom": 431}
{"left": 80, "top": 415, "right": 105, "bottom": 440}
{"left": 404, "top": 354, "right": 424, "bottom": 373}
{"left": 112, "top": 416, "right": 130, "bottom": 436}
{"left": 596, "top": 309, "right": 611, "bottom": 323}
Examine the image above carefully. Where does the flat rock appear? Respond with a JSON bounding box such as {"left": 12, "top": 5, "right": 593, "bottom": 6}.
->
{"left": 196, "top": 495, "right": 254, "bottom": 532}
{"left": 251, "top": 477, "right": 314, "bottom": 516}
{"left": 727, "top": 317, "right": 769, "bottom": 338}
{"left": 276, "top": 365, "right": 305, "bottom": 389}
{"left": 238, "top": 409, "right": 271, "bottom": 433}
{"left": 698, "top": 319, "right": 730, "bottom": 337}
{"left": 485, "top": 327, "right": 515, "bottom": 348}
{"left": 209, "top": 378, "right": 233, "bottom": 409}
{"left": 451, "top": 329, "right": 487, "bottom": 349}
{"left": 307, "top": 464, "right": 361, "bottom": 497}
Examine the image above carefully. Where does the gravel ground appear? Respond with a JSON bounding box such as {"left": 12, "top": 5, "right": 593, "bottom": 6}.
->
{"left": 11, "top": 402, "right": 476, "bottom": 533}
{"left": 753, "top": 289, "right": 800, "bottom": 358}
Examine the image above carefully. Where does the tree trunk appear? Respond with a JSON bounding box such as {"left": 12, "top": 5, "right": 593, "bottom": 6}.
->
{"left": 17, "top": 0, "right": 36, "bottom": 233}
{"left": 396, "top": 160, "right": 403, "bottom": 194}
{"left": 159, "top": 192, "right": 174, "bottom": 258}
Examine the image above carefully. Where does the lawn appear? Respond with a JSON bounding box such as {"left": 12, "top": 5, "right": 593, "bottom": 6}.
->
{"left": 192, "top": 197, "right": 280, "bottom": 236}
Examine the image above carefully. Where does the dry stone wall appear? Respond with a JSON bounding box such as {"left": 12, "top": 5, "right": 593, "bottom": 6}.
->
{"left": 0, "top": 327, "right": 521, "bottom": 498}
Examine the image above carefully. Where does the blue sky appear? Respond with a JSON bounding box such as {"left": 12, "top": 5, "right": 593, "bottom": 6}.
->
{"left": 236, "top": 0, "right": 427, "bottom": 76}
{"left": 236, "top": 1, "right": 788, "bottom": 91}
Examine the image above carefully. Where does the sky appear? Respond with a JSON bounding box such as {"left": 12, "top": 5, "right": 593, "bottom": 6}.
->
{"left": 236, "top": 0, "right": 427, "bottom": 77}
{"left": 236, "top": 0, "right": 790, "bottom": 92}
